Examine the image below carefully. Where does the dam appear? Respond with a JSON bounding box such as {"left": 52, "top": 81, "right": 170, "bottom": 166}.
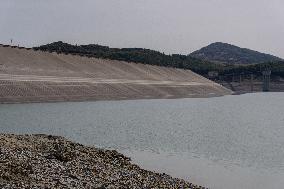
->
{"left": 0, "top": 45, "right": 231, "bottom": 103}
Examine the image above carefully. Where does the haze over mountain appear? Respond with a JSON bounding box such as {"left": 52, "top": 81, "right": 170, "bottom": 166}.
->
{"left": 1, "top": 0, "right": 284, "bottom": 58}
{"left": 190, "top": 42, "right": 283, "bottom": 65}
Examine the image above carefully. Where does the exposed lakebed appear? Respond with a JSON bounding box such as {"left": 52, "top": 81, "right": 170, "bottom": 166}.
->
{"left": 1, "top": 93, "right": 284, "bottom": 189}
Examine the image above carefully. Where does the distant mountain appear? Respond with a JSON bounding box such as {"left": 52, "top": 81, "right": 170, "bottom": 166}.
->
{"left": 190, "top": 42, "right": 282, "bottom": 64}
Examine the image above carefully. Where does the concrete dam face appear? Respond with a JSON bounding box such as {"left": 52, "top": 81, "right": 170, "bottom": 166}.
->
{"left": 0, "top": 45, "right": 232, "bottom": 103}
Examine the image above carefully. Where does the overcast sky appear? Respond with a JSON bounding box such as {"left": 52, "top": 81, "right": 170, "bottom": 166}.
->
{"left": 0, "top": 0, "right": 283, "bottom": 57}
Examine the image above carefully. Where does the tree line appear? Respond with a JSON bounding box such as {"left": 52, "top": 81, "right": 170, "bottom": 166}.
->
{"left": 34, "top": 41, "right": 284, "bottom": 79}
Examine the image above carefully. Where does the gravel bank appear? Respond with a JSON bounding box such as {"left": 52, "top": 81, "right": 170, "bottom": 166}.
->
{"left": 0, "top": 134, "right": 207, "bottom": 189}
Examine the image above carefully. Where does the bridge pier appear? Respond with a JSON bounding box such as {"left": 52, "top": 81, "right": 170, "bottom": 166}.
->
{"left": 262, "top": 70, "right": 271, "bottom": 92}
{"left": 250, "top": 74, "right": 254, "bottom": 92}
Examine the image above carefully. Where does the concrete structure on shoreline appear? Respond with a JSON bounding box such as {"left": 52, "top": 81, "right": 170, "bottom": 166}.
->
{"left": 0, "top": 45, "right": 231, "bottom": 103}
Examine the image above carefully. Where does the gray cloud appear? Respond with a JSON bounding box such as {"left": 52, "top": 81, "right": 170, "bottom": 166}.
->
{"left": 0, "top": 0, "right": 283, "bottom": 57}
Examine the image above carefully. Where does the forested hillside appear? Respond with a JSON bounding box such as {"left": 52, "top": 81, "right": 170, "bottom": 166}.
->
{"left": 34, "top": 41, "right": 284, "bottom": 78}
{"left": 34, "top": 41, "right": 225, "bottom": 75}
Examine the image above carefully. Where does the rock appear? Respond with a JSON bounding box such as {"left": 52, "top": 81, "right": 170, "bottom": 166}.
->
{"left": 0, "top": 134, "right": 207, "bottom": 189}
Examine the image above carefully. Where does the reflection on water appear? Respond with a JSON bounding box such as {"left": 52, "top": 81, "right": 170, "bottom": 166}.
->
{"left": 0, "top": 93, "right": 284, "bottom": 189}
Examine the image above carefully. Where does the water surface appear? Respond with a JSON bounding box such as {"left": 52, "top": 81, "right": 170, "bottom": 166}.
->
{"left": 0, "top": 93, "right": 284, "bottom": 189}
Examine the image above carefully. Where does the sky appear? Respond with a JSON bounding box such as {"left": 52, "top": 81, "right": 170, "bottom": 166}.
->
{"left": 0, "top": 0, "right": 283, "bottom": 57}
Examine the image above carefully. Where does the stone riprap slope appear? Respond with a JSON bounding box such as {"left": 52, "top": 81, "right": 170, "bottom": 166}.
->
{"left": 0, "top": 134, "right": 206, "bottom": 189}
{"left": 0, "top": 45, "right": 231, "bottom": 103}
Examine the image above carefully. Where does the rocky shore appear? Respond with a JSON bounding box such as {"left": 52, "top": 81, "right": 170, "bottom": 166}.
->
{"left": 0, "top": 134, "right": 206, "bottom": 189}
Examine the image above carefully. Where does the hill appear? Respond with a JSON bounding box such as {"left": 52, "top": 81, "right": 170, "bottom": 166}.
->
{"left": 190, "top": 42, "right": 282, "bottom": 64}
{"left": 0, "top": 45, "right": 231, "bottom": 103}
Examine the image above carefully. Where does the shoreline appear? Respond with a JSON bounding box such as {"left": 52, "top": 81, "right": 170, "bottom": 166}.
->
{"left": 0, "top": 93, "right": 227, "bottom": 105}
{"left": 0, "top": 134, "right": 207, "bottom": 189}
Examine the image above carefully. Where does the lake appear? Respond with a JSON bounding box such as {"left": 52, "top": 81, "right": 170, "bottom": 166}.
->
{"left": 0, "top": 93, "right": 284, "bottom": 189}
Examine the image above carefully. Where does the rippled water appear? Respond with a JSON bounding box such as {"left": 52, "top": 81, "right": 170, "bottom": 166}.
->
{"left": 1, "top": 93, "right": 284, "bottom": 189}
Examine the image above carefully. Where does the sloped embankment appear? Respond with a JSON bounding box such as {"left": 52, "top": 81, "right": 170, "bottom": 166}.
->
{"left": 0, "top": 134, "right": 206, "bottom": 189}
{"left": 0, "top": 45, "right": 231, "bottom": 103}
